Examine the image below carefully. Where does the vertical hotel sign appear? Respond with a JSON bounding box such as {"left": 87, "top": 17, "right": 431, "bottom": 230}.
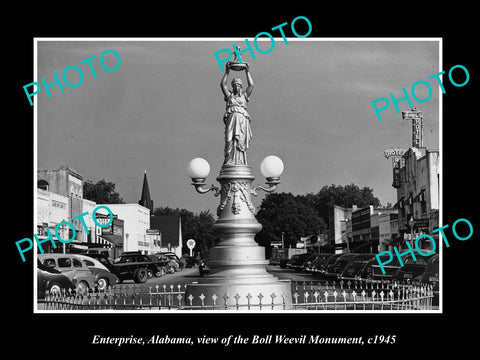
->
{"left": 402, "top": 108, "right": 423, "bottom": 148}
{"left": 384, "top": 148, "right": 406, "bottom": 188}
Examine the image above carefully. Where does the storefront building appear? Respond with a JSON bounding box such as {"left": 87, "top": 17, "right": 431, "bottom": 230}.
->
{"left": 37, "top": 166, "right": 87, "bottom": 247}
{"left": 327, "top": 205, "right": 355, "bottom": 254}
{"left": 36, "top": 188, "right": 70, "bottom": 253}
{"left": 97, "top": 203, "right": 153, "bottom": 254}
{"left": 378, "top": 212, "right": 399, "bottom": 252}
{"left": 349, "top": 206, "right": 398, "bottom": 253}
{"left": 396, "top": 147, "right": 439, "bottom": 251}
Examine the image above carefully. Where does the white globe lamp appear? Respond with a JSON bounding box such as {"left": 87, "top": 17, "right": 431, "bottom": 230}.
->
{"left": 187, "top": 158, "right": 211, "bottom": 180}
{"left": 260, "top": 155, "right": 284, "bottom": 179}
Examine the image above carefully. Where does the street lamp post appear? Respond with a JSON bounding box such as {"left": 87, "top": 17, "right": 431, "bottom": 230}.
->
{"left": 185, "top": 61, "right": 292, "bottom": 310}
{"left": 409, "top": 216, "right": 415, "bottom": 249}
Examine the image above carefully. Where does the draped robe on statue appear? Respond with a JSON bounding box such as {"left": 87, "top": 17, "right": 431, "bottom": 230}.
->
{"left": 223, "top": 92, "right": 252, "bottom": 166}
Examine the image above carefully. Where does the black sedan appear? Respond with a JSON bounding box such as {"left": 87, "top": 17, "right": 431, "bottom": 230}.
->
{"left": 312, "top": 254, "right": 342, "bottom": 278}
{"left": 324, "top": 253, "right": 358, "bottom": 280}
{"left": 305, "top": 253, "right": 332, "bottom": 274}
{"left": 420, "top": 254, "right": 439, "bottom": 305}
{"left": 338, "top": 253, "right": 376, "bottom": 282}
{"left": 286, "top": 253, "right": 313, "bottom": 272}
{"left": 392, "top": 255, "right": 429, "bottom": 282}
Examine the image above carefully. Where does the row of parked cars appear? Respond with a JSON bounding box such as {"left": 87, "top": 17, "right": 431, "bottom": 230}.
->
{"left": 284, "top": 251, "right": 439, "bottom": 302}
{"left": 37, "top": 251, "right": 186, "bottom": 299}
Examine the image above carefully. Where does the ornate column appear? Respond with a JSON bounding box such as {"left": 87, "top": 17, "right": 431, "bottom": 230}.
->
{"left": 185, "top": 57, "right": 292, "bottom": 309}
{"left": 185, "top": 163, "right": 292, "bottom": 309}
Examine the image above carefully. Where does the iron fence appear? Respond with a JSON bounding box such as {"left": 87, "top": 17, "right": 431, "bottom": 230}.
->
{"left": 38, "top": 284, "right": 188, "bottom": 310}
{"left": 37, "top": 280, "right": 434, "bottom": 311}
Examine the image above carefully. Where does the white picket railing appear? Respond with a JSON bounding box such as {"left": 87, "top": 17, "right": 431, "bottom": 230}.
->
{"left": 37, "top": 280, "right": 434, "bottom": 311}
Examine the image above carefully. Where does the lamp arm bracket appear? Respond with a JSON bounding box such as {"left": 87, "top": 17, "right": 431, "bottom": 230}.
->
{"left": 193, "top": 183, "right": 221, "bottom": 196}
{"left": 251, "top": 183, "right": 278, "bottom": 196}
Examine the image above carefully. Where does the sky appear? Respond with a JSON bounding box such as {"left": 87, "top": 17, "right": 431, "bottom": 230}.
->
{"left": 36, "top": 38, "right": 440, "bottom": 216}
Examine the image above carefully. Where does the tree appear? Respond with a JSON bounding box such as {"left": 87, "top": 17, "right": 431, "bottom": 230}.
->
{"left": 311, "top": 183, "right": 381, "bottom": 224}
{"left": 152, "top": 206, "right": 217, "bottom": 254}
{"left": 380, "top": 202, "right": 394, "bottom": 208}
{"left": 83, "top": 179, "right": 125, "bottom": 204}
{"left": 255, "top": 193, "right": 326, "bottom": 253}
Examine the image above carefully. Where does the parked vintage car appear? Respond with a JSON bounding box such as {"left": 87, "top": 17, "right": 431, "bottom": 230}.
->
{"left": 312, "top": 254, "right": 342, "bottom": 278}
{"left": 147, "top": 254, "right": 178, "bottom": 276}
{"left": 79, "top": 253, "right": 121, "bottom": 278}
{"left": 366, "top": 253, "right": 402, "bottom": 283}
{"left": 181, "top": 255, "right": 199, "bottom": 268}
{"left": 279, "top": 258, "right": 289, "bottom": 269}
{"left": 358, "top": 258, "right": 380, "bottom": 284}
{"left": 38, "top": 253, "right": 96, "bottom": 293}
{"left": 113, "top": 252, "right": 160, "bottom": 283}
{"left": 84, "top": 247, "right": 114, "bottom": 260}
{"left": 304, "top": 253, "right": 332, "bottom": 274}
{"left": 392, "top": 255, "right": 429, "bottom": 282}
{"left": 337, "top": 253, "right": 376, "bottom": 282}
{"left": 75, "top": 254, "right": 119, "bottom": 290}
{"left": 158, "top": 252, "right": 184, "bottom": 270}
{"left": 420, "top": 254, "right": 439, "bottom": 305}
{"left": 301, "top": 254, "right": 322, "bottom": 272}
{"left": 286, "top": 253, "right": 315, "bottom": 272}
{"left": 37, "top": 259, "right": 75, "bottom": 298}
{"left": 324, "top": 253, "right": 356, "bottom": 280}
{"left": 151, "top": 253, "right": 180, "bottom": 273}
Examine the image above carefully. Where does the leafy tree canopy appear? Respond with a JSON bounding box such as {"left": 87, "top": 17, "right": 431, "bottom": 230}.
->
{"left": 83, "top": 179, "right": 125, "bottom": 204}
{"left": 310, "top": 183, "right": 381, "bottom": 223}
{"left": 255, "top": 192, "right": 326, "bottom": 250}
{"left": 255, "top": 184, "right": 381, "bottom": 251}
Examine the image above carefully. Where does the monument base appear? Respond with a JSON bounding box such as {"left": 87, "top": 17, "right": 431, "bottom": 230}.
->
{"left": 185, "top": 164, "right": 292, "bottom": 310}
{"left": 185, "top": 279, "right": 292, "bottom": 310}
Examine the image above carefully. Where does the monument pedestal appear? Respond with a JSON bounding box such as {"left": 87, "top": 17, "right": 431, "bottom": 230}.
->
{"left": 185, "top": 165, "right": 293, "bottom": 310}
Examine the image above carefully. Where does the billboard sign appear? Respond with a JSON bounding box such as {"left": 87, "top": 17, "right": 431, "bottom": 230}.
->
{"left": 402, "top": 109, "right": 423, "bottom": 148}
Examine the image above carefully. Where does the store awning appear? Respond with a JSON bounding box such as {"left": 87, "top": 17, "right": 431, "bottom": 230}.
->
{"left": 98, "top": 234, "right": 123, "bottom": 247}
{"left": 69, "top": 243, "right": 89, "bottom": 250}
{"left": 393, "top": 196, "right": 404, "bottom": 209}
{"left": 413, "top": 189, "right": 426, "bottom": 203}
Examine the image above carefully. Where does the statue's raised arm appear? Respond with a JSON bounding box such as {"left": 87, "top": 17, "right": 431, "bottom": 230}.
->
{"left": 245, "top": 64, "right": 254, "bottom": 98}
{"left": 220, "top": 63, "right": 231, "bottom": 99}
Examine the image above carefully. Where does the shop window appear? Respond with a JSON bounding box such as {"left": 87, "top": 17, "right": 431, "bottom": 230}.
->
{"left": 37, "top": 179, "right": 49, "bottom": 191}
{"left": 421, "top": 200, "right": 427, "bottom": 214}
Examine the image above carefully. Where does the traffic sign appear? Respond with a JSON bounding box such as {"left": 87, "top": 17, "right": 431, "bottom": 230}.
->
{"left": 187, "top": 239, "right": 196, "bottom": 256}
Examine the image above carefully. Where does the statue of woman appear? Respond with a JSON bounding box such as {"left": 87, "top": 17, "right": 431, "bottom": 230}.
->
{"left": 220, "top": 63, "right": 254, "bottom": 166}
